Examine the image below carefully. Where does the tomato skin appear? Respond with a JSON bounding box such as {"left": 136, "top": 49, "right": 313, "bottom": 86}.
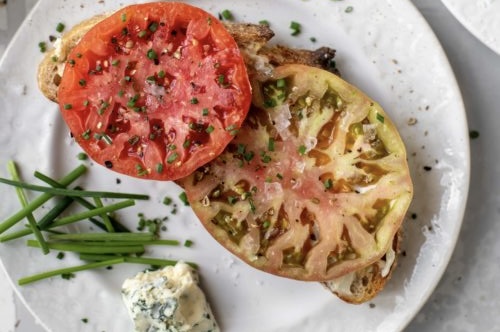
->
{"left": 58, "top": 2, "right": 251, "bottom": 180}
{"left": 179, "top": 65, "right": 413, "bottom": 281}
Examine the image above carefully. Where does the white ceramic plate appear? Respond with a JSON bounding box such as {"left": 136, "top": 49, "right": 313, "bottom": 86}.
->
{"left": 441, "top": 0, "right": 500, "bottom": 55}
{"left": 0, "top": 0, "right": 470, "bottom": 331}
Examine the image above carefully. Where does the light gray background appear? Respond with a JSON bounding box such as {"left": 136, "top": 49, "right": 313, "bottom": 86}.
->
{"left": 0, "top": 0, "right": 499, "bottom": 331}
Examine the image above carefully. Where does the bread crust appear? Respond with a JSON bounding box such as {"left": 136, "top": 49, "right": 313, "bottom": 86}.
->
{"left": 322, "top": 230, "right": 402, "bottom": 304}
{"left": 37, "top": 15, "right": 107, "bottom": 101}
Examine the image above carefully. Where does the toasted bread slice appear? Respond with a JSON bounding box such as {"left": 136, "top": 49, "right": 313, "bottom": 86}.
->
{"left": 322, "top": 231, "right": 401, "bottom": 304}
{"left": 37, "top": 14, "right": 107, "bottom": 102}
{"left": 37, "top": 11, "right": 397, "bottom": 304}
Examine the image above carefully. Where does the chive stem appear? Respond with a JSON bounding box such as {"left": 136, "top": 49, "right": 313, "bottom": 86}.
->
{"left": 27, "top": 240, "right": 145, "bottom": 254}
{"left": 94, "top": 197, "right": 114, "bottom": 232}
{"left": 34, "top": 171, "right": 130, "bottom": 233}
{"left": 0, "top": 177, "right": 149, "bottom": 200}
{"left": 79, "top": 254, "right": 197, "bottom": 269}
{"left": 0, "top": 200, "right": 135, "bottom": 242}
{"left": 0, "top": 165, "right": 86, "bottom": 234}
{"left": 48, "top": 232, "right": 156, "bottom": 242}
{"left": 18, "top": 258, "right": 124, "bottom": 285}
{"left": 7, "top": 161, "right": 50, "bottom": 254}
{"left": 44, "top": 200, "right": 135, "bottom": 229}
{"left": 37, "top": 196, "right": 74, "bottom": 229}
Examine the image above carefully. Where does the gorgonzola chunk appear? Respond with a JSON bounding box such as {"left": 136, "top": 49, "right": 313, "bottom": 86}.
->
{"left": 122, "top": 262, "right": 219, "bottom": 332}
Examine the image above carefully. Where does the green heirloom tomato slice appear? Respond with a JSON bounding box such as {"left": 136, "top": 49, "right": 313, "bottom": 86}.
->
{"left": 179, "top": 64, "right": 413, "bottom": 281}
{"left": 58, "top": 2, "right": 251, "bottom": 180}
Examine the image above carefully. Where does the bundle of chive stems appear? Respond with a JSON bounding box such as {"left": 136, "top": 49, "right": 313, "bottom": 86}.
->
{"left": 0, "top": 161, "right": 194, "bottom": 285}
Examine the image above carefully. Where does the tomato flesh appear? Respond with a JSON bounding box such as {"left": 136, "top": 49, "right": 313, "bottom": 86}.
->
{"left": 179, "top": 65, "right": 413, "bottom": 281}
{"left": 58, "top": 2, "right": 251, "bottom": 180}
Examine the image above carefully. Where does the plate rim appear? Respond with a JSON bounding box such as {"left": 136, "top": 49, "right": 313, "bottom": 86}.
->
{"left": 0, "top": 0, "right": 471, "bottom": 331}
{"left": 440, "top": 0, "right": 500, "bottom": 55}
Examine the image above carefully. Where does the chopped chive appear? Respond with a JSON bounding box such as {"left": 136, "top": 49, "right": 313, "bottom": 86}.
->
{"left": 179, "top": 192, "right": 189, "bottom": 206}
{"left": 249, "top": 198, "right": 256, "bottom": 213}
{"left": 121, "top": 13, "right": 127, "bottom": 22}
{"left": 148, "top": 22, "right": 159, "bottom": 32}
{"left": 184, "top": 239, "right": 194, "bottom": 247}
{"left": 81, "top": 129, "right": 91, "bottom": 139}
{"left": 163, "top": 196, "right": 173, "bottom": 205}
{"left": 218, "top": 74, "right": 226, "bottom": 85}
{"left": 167, "top": 152, "right": 179, "bottom": 164}
{"left": 38, "top": 42, "right": 47, "bottom": 53}
{"left": 0, "top": 165, "right": 86, "bottom": 234}
{"left": 18, "top": 258, "right": 125, "bottom": 285}
{"left": 135, "top": 164, "right": 148, "bottom": 176}
{"left": 310, "top": 37, "right": 317, "bottom": 43}
{"left": 244, "top": 151, "right": 254, "bottom": 162}
{"left": 111, "top": 59, "right": 120, "bottom": 66}
{"left": 290, "top": 21, "right": 301, "bottom": 36}
{"left": 345, "top": 6, "right": 354, "bottom": 13}
{"left": 202, "top": 108, "right": 209, "bottom": 116}
{"left": 221, "top": 9, "right": 233, "bottom": 21}
{"left": 83, "top": 100, "right": 89, "bottom": 107}
{"left": 7, "top": 161, "right": 49, "bottom": 254}
{"left": 261, "top": 154, "right": 271, "bottom": 163}
{"left": 64, "top": 104, "right": 73, "bottom": 110}
{"left": 183, "top": 139, "right": 191, "bottom": 148}
{"left": 138, "top": 30, "right": 147, "bottom": 38}
{"left": 227, "top": 196, "right": 237, "bottom": 205}
{"left": 190, "top": 97, "right": 199, "bottom": 104}
{"left": 205, "top": 125, "right": 214, "bottom": 134}
{"left": 127, "top": 94, "right": 139, "bottom": 108}
{"left": 324, "top": 178, "right": 333, "bottom": 190}
{"left": 376, "top": 113, "right": 385, "bottom": 123}
{"left": 226, "top": 124, "right": 236, "bottom": 131}
{"left": 276, "top": 173, "right": 283, "bottom": 180}
{"left": 128, "top": 135, "right": 140, "bottom": 145}
{"left": 0, "top": 178, "right": 149, "bottom": 200}
{"left": 57, "top": 252, "right": 65, "bottom": 260}
{"left": 469, "top": 130, "right": 480, "bottom": 139}
{"left": 158, "top": 70, "right": 166, "bottom": 78}
{"left": 147, "top": 49, "right": 158, "bottom": 60}
{"left": 156, "top": 163, "right": 164, "bottom": 173}
{"left": 268, "top": 137, "right": 275, "bottom": 151}
{"left": 259, "top": 20, "right": 270, "bottom": 26}
{"left": 298, "top": 145, "right": 307, "bottom": 155}
{"left": 77, "top": 153, "right": 88, "bottom": 160}
{"left": 56, "top": 22, "right": 65, "bottom": 33}
{"left": 276, "top": 79, "right": 286, "bottom": 88}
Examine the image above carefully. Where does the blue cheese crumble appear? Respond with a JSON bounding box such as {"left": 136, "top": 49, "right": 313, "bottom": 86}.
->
{"left": 122, "top": 262, "right": 220, "bottom": 332}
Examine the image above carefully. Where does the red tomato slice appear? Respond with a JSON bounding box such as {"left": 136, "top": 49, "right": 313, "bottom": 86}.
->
{"left": 58, "top": 2, "right": 251, "bottom": 180}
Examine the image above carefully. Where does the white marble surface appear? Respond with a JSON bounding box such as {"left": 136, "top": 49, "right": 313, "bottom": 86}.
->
{"left": 0, "top": 0, "right": 499, "bottom": 331}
